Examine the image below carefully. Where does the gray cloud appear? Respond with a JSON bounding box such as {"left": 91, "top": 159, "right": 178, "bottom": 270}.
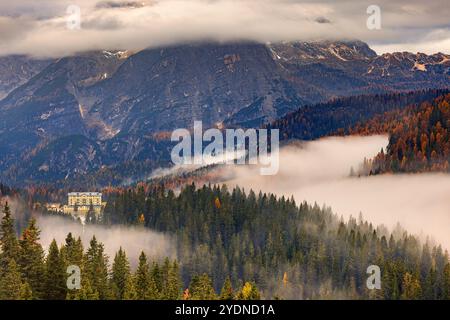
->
{"left": 95, "top": 1, "right": 149, "bottom": 9}
{"left": 0, "top": 0, "right": 448, "bottom": 57}
{"left": 0, "top": 16, "right": 35, "bottom": 43}
{"left": 315, "top": 16, "right": 331, "bottom": 24}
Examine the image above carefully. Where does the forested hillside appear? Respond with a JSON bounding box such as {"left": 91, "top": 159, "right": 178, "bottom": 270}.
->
{"left": 98, "top": 183, "right": 450, "bottom": 299}
{"left": 2, "top": 183, "right": 450, "bottom": 299}
{"left": 267, "top": 89, "right": 449, "bottom": 141}
{"left": 349, "top": 94, "right": 450, "bottom": 174}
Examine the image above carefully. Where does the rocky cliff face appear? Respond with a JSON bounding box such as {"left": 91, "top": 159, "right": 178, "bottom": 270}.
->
{"left": 81, "top": 43, "right": 303, "bottom": 133}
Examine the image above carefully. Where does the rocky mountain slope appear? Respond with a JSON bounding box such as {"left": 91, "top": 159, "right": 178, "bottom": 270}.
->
{"left": 0, "top": 55, "right": 52, "bottom": 99}
{"left": 0, "top": 40, "right": 449, "bottom": 185}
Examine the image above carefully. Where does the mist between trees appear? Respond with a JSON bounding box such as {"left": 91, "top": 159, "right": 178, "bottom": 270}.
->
{"left": 3, "top": 184, "right": 447, "bottom": 299}
{"left": 1, "top": 173, "right": 450, "bottom": 299}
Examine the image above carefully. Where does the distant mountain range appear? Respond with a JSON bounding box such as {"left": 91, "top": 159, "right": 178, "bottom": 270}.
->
{"left": 0, "top": 40, "right": 449, "bottom": 186}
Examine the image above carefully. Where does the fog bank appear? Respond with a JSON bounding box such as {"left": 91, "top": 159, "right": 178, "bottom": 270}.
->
{"left": 36, "top": 215, "right": 176, "bottom": 266}
{"left": 216, "top": 135, "right": 450, "bottom": 249}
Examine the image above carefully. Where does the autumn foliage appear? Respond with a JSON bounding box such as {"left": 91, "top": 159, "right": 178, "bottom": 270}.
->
{"left": 350, "top": 94, "right": 450, "bottom": 174}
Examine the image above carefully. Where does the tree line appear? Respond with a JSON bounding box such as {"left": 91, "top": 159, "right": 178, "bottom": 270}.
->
{"left": 266, "top": 88, "right": 449, "bottom": 142}
{"left": 0, "top": 202, "right": 260, "bottom": 300}
{"left": 3, "top": 181, "right": 450, "bottom": 300}
{"left": 349, "top": 93, "right": 450, "bottom": 174}
{"left": 99, "top": 183, "right": 450, "bottom": 299}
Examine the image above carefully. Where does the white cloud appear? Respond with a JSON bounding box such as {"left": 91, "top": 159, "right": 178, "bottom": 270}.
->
{"left": 0, "top": 0, "right": 449, "bottom": 57}
{"left": 214, "top": 136, "right": 450, "bottom": 250}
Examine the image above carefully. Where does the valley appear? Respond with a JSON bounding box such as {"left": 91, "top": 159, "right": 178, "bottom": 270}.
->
{"left": 0, "top": 40, "right": 450, "bottom": 301}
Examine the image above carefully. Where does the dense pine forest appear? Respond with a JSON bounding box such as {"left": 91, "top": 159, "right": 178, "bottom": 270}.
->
{"left": 267, "top": 89, "right": 449, "bottom": 141}
{"left": 349, "top": 94, "right": 450, "bottom": 174}
{"left": 2, "top": 184, "right": 450, "bottom": 299}
{"left": 0, "top": 201, "right": 261, "bottom": 300}
{"left": 2, "top": 183, "right": 450, "bottom": 300}
{"left": 100, "top": 183, "right": 450, "bottom": 299}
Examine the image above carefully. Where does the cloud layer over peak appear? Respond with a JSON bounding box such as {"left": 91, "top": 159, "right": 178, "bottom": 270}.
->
{"left": 0, "top": 0, "right": 449, "bottom": 57}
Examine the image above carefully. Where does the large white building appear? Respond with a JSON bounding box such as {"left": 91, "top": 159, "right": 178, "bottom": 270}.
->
{"left": 63, "top": 192, "right": 105, "bottom": 215}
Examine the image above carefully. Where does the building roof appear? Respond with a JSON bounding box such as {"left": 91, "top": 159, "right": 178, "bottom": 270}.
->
{"left": 68, "top": 192, "right": 102, "bottom": 196}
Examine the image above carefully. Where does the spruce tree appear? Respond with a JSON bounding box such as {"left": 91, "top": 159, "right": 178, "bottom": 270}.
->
{"left": 17, "top": 218, "right": 45, "bottom": 299}
{"left": 189, "top": 274, "right": 217, "bottom": 300}
{"left": 85, "top": 236, "right": 111, "bottom": 299}
{"left": 166, "top": 260, "right": 182, "bottom": 299}
{"left": 219, "top": 276, "right": 234, "bottom": 300}
{"left": 0, "top": 202, "right": 19, "bottom": 274}
{"left": 443, "top": 263, "right": 450, "bottom": 299}
{"left": 21, "top": 281, "right": 33, "bottom": 300}
{"left": 123, "top": 274, "right": 138, "bottom": 300}
{"left": 135, "top": 251, "right": 151, "bottom": 299}
{"left": 44, "top": 239, "right": 67, "bottom": 299}
{"left": 67, "top": 277, "right": 99, "bottom": 300}
{"left": 61, "top": 233, "right": 84, "bottom": 267}
{"left": 149, "top": 262, "right": 163, "bottom": 299}
{"left": 111, "top": 247, "right": 131, "bottom": 299}
{"left": 0, "top": 259, "right": 23, "bottom": 300}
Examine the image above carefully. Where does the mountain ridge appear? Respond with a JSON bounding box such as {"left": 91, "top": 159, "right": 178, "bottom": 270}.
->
{"left": 0, "top": 40, "right": 449, "bottom": 186}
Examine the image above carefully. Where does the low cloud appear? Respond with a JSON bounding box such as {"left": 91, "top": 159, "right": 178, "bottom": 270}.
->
{"left": 0, "top": 0, "right": 449, "bottom": 57}
{"left": 212, "top": 135, "right": 450, "bottom": 250}
{"left": 3, "top": 197, "right": 176, "bottom": 265}
{"left": 36, "top": 215, "right": 176, "bottom": 267}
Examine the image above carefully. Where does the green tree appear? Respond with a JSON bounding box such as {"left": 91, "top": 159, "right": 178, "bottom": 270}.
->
{"left": 219, "top": 276, "right": 234, "bottom": 300}
{"left": 84, "top": 236, "right": 111, "bottom": 299}
{"left": 0, "top": 202, "right": 19, "bottom": 274}
{"left": 149, "top": 262, "right": 163, "bottom": 299}
{"left": 166, "top": 260, "right": 182, "bottom": 300}
{"left": 0, "top": 259, "right": 24, "bottom": 300}
{"left": 135, "top": 251, "right": 151, "bottom": 299}
{"left": 111, "top": 247, "right": 131, "bottom": 299}
{"left": 423, "top": 267, "right": 437, "bottom": 299}
{"left": 443, "top": 263, "right": 450, "bottom": 299}
{"left": 44, "top": 239, "right": 67, "bottom": 299}
{"left": 123, "top": 274, "right": 138, "bottom": 300}
{"left": 189, "top": 274, "right": 217, "bottom": 300}
{"left": 61, "top": 233, "right": 84, "bottom": 267}
{"left": 67, "top": 277, "right": 99, "bottom": 300}
{"left": 17, "top": 218, "right": 45, "bottom": 299}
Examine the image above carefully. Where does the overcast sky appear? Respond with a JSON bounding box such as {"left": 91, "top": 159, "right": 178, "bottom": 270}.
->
{"left": 0, "top": 0, "right": 449, "bottom": 57}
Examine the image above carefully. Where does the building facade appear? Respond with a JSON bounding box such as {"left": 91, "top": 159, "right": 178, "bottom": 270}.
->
{"left": 63, "top": 192, "right": 104, "bottom": 215}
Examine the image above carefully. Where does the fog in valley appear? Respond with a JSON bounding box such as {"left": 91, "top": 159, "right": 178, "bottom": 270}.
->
{"left": 2, "top": 197, "right": 176, "bottom": 265}
{"left": 215, "top": 135, "right": 450, "bottom": 250}
{"left": 5, "top": 134, "right": 449, "bottom": 265}
{"left": 34, "top": 215, "right": 176, "bottom": 266}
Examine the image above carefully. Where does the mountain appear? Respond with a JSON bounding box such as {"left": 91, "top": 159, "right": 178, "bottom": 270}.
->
{"left": 82, "top": 43, "right": 303, "bottom": 132}
{"left": 0, "top": 51, "right": 130, "bottom": 172}
{"left": 0, "top": 55, "right": 52, "bottom": 100}
{"left": 0, "top": 40, "right": 449, "bottom": 186}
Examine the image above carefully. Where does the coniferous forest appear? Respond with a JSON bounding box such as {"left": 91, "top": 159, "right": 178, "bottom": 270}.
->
{"left": 349, "top": 94, "right": 450, "bottom": 174}
{"left": 267, "top": 89, "right": 449, "bottom": 142}
{"left": 1, "top": 183, "right": 449, "bottom": 300}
